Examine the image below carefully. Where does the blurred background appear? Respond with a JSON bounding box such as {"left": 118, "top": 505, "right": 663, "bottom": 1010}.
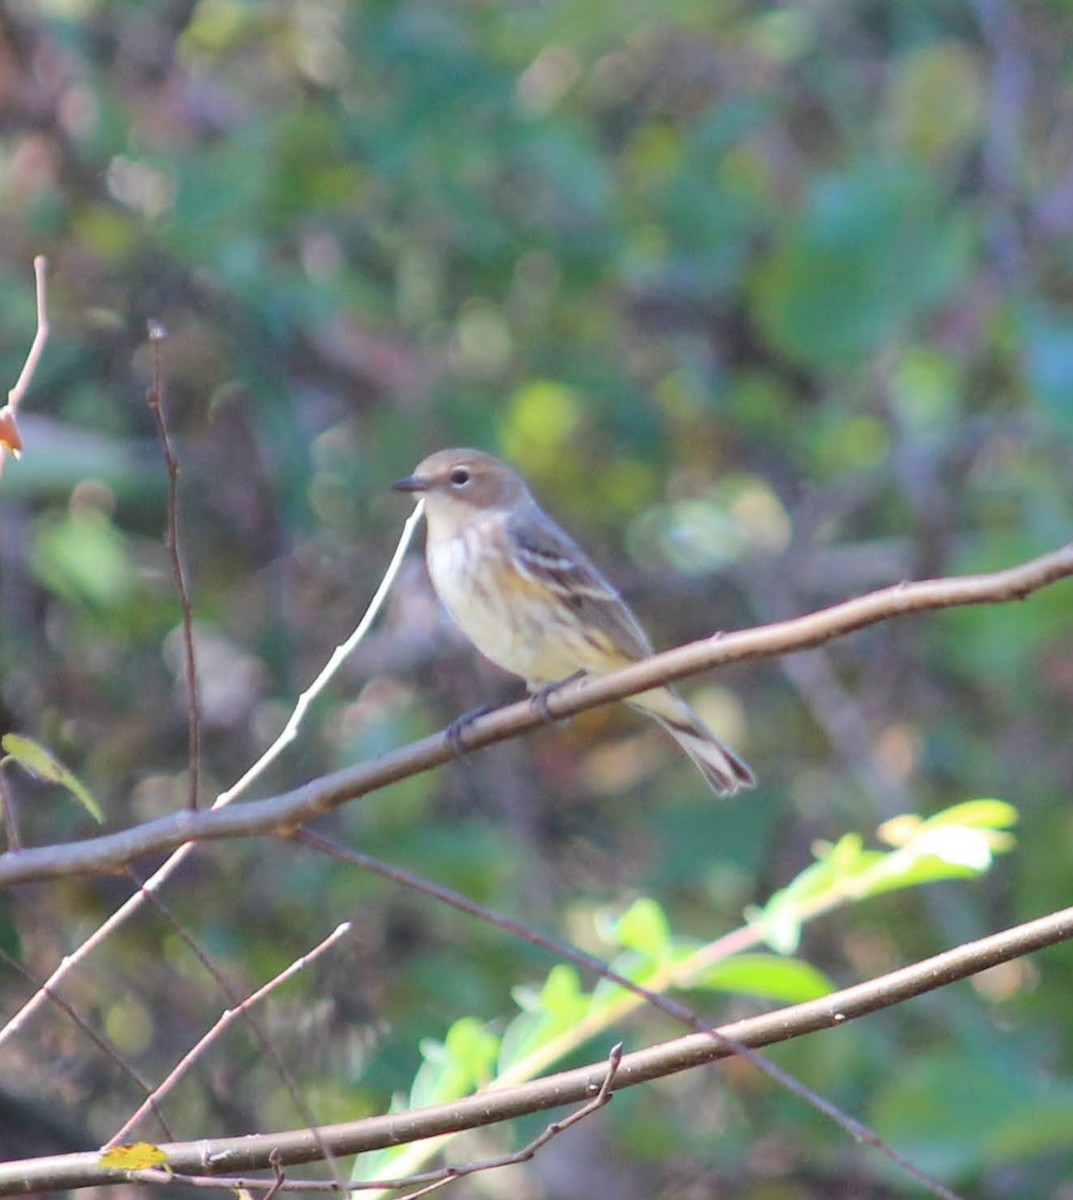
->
{"left": 1, "top": 0, "right": 1072, "bottom": 1195}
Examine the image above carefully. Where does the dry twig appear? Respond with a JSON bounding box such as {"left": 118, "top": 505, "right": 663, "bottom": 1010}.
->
{"left": 145, "top": 322, "right": 202, "bottom": 811}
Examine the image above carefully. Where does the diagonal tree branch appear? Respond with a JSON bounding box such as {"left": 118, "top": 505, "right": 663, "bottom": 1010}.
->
{"left": 0, "top": 540, "right": 1070, "bottom": 890}
{"left": 3, "top": 902, "right": 1071, "bottom": 1195}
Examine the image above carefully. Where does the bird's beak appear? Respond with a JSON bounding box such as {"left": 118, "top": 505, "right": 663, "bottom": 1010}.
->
{"left": 392, "top": 473, "right": 432, "bottom": 493}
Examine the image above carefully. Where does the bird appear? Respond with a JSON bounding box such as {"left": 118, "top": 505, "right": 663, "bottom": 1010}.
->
{"left": 393, "top": 448, "right": 754, "bottom": 796}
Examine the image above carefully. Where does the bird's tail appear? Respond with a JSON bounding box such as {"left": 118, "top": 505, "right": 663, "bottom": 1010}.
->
{"left": 629, "top": 686, "right": 755, "bottom": 797}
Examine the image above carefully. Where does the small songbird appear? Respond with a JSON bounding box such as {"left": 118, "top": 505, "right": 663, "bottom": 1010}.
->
{"left": 393, "top": 448, "right": 754, "bottom": 795}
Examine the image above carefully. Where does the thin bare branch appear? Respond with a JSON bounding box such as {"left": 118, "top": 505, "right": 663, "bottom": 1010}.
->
{"left": 3, "top": 903, "right": 1070, "bottom": 1195}
{"left": 0, "top": 765, "right": 21, "bottom": 851}
{"left": 219, "top": 495, "right": 427, "bottom": 802}
{"left": 145, "top": 322, "right": 202, "bottom": 812}
{"left": 389, "top": 1043, "right": 622, "bottom": 1200}
{"left": 0, "top": 541, "right": 1069, "bottom": 891}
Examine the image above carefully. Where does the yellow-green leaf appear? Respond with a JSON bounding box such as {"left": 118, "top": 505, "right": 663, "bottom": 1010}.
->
{"left": 613, "top": 897, "right": 671, "bottom": 961}
{"left": 692, "top": 954, "right": 834, "bottom": 1003}
{"left": 1, "top": 734, "right": 103, "bottom": 823}
{"left": 921, "top": 799, "right": 1018, "bottom": 831}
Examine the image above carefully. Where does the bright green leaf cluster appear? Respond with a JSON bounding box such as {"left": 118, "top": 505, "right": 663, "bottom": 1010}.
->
{"left": 753, "top": 800, "right": 1017, "bottom": 954}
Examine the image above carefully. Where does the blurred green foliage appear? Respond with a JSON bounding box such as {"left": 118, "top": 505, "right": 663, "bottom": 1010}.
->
{"left": 1, "top": 0, "right": 1072, "bottom": 1194}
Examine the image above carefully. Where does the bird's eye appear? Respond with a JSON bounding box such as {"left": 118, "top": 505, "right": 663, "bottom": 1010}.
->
{"left": 449, "top": 467, "right": 471, "bottom": 487}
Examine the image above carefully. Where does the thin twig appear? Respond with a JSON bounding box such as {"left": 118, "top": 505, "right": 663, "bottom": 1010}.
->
{"left": 0, "top": 256, "right": 49, "bottom": 470}
{"left": 7, "top": 257, "right": 50, "bottom": 407}
{"left": 1, "top": 541, "right": 1070, "bottom": 892}
{"left": 219, "top": 496, "right": 427, "bottom": 801}
{"left": 145, "top": 321, "right": 202, "bottom": 812}
{"left": 391, "top": 1043, "right": 623, "bottom": 1200}
{"left": 265, "top": 1153, "right": 287, "bottom": 1200}
{"left": 0, "top": 765, "right": 20, "bottom": 851}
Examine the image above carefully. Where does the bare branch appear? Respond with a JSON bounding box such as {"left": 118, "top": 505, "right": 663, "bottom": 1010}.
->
{"left": 220, "top": 496, "right": 427, "bottom": 802}
{"left": 3, "top": 903, "right": 1070, "bottom": 1195}
{"left": 0, "top": 765, "right": 21, "bottom": 851}
{"left": 145, "top": 322, "right": 202, "bottom": 812}
{"left": 0, "top": 541, "right": 1069, "bottom": 890}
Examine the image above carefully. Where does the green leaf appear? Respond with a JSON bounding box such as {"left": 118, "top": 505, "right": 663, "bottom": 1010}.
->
{"left": 1, "top": 735, "right": 103, "bottom": 823}
{"left": 690, "top": 954, "right": 834, "bottom": 1003}
{"left": 752, "top": 833, "right": 872, "bottom": 947}
{"left": 537, "top": 963, "right": 589, "bottom": 1023}
{"left": 862, "top": 802, "right": 1017, "bottom": 898}
{"left": 751, "top": 807, "right": 1015, "bottom": 939}
{"left": 611, "top": 898, "right": 671, "bottom": 962}
{"left": 500, "top": 965, "right": 589, "bottom": 1071}
{"left": 920, "top": 799, "right": 1018, "bottom": 831}
{"left": 410, "top": 1017, "right": 499, "bottom": 1109}
{"left": 749, "top": 895, "right": 804, "bottom": 955}
{"left": 443, "top": 1016, "right": 499, "bottom": 1079}
{"left": 853, "top": 851, "right": 982, "bottom": 900}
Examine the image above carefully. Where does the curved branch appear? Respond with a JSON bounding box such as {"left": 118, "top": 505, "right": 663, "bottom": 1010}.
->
{"left": 0, "top": 541, "right": 1070, "bottom": 890}
{"left": 3, "top": 903, "right": 1071, "bottom": 1195}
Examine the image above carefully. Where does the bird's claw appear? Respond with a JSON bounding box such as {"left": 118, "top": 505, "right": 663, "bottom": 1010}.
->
{"left": 445, "top": 703, "right": 496, "bottom": 760}
{"left": 530, "top": 671, "right": 587, "bottom": 723}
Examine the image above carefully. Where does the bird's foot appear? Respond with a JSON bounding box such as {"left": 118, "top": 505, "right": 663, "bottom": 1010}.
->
{"left": 530, "top": 671, "right": 587, "bottom": 722}
{"left": 445, "top": 703, "right": 497, "bottom": 760}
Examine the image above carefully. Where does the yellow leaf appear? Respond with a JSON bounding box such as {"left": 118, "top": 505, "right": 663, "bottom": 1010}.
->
{"left": 98, "top": 1142, "right": 168, "bottom": 1170}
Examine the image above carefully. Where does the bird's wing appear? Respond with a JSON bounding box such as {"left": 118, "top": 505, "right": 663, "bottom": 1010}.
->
{"left": 506, "top": 506, "right": 654, "bottom": 662}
